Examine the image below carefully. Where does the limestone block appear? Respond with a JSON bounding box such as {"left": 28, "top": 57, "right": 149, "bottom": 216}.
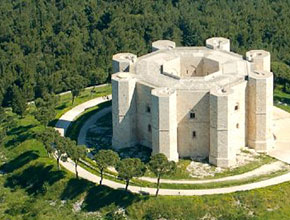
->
{"left": 112, "top": 53, "right": 137, "bottom": 73}
{"left": 206, "top": 37, "right": 230, "bottom": 52}
{"left": 151, "top": 87, "right": 178, "bottom": 161}
{"left": 246, "top": 50, "right": 270, "bottom": 72}
{"left": 152, "top": 40, "right": 176, "bottom": 52}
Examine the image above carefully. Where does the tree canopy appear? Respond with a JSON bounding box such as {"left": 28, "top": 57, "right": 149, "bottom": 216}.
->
{"left": 1, "top": 0, "right": 290, "bottom": 108}
{"left": 148, "top": 153, "right": 177, "bottom": 196}
{"left": 94, "top": 149, "right": 120, "bottom": 185}
{"left": 116, "top": 158, "right": 146, "bottom": 191}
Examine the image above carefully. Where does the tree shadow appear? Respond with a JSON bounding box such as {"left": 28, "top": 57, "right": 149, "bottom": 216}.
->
{"left": 55, "top": 103, "right": 67, "bottom": 111}
{"left": 82, "top": 185, "right": 147, "bottom": 212}
{"left": 4, "top": 163, "right": 65, "bottom": 195}
{"left": 60, "top": 178, "right": 93, "bottom": 200}
{"left": 5, "top": 124, "right": 36, "bottom": 148}
{"left": 0, "top": 150, "right": 39, "bottom": 173}
{"left": 7, "top": 125, "right": 35, "bottom": 136}
{"left": 4, "top": 133, "right": 35, "bottom": 148}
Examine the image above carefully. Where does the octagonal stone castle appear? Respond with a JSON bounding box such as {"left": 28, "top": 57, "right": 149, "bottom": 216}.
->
{"left": 111, "top": 37, "right": 274, "bottom": 167}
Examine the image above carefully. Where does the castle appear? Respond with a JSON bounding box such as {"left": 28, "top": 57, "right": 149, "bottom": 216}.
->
{"left": 111, "top": 37, "right": 274, "bottom": 167}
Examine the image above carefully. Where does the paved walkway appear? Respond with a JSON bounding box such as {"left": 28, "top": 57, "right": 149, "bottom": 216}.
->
{"left": 55, "top": 95, "right": 111, "bottom": 136}
{"left": 60, "top": 157, "right": 290, "bottom": 196}
{"left": 140, "top": 161, "right": 287, "bottom": 184}
{"left": 55, "top": 97, "right": 290, "bottom": 196}
{"left": 269, "top": 107, "right": 290, "bottom": 164}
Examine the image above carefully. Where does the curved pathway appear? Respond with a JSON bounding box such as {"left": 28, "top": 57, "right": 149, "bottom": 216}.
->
{"left": 60, "top": 157, "right": 290, "bottom": 196}
{"left": 55, "top": 95, "right": 111, "bottom": 137}
{"left": 55, "top": 96, "right": 290, "bottom": 196}
{"left": 78, "top": 106, "right": 112, "bottom": 145}
{"left": 139, "top": 161, "right": 287, "bottom": 184}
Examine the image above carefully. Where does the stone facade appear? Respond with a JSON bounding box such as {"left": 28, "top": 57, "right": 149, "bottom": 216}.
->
{"left": 111, "top": 37, "right": 274, "bottom": 167}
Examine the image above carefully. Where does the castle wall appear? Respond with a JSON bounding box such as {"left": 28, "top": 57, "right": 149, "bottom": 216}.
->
{"left": 111, "top": 38, "right": 273, "bottom": 167}
{"left": 230, "top": 81, "right": 247, "bottom": 152}
{"left": 136, "top": 82, "right": 154, "bottom": 148}
{"left": 176, "top": 90, "right": 210, "bottom": 159}
{"left": 112, "top": 73, "right": 137, "bottom": 149}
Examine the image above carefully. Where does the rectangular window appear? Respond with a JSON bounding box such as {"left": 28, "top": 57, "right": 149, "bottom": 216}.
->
{"left": 146, "top": 106, "right": 151, "bottom": 113}
{"left": 148, "top": 124, "right": 152, "bottom": 132}
{"left": 192, "top": 131, "right": 196, "bottom": 138}
{"left": 190, "top": 112, "right": 196, "bottom": 119}
{"left": 235, "top": 104, "right": 239, "bottom": 111}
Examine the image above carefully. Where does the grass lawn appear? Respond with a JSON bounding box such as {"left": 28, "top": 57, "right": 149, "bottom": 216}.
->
{"left": 79, "top": 156, "right": 289, "bottom": 190}
{"left": 50, "top": 85, "right": 112, "bottom": 126}
{"left": 1, "top": 85, "right": 290, "bottom": 219}
{"left": 274, "top": 87, "right": 290, "bottom": 112}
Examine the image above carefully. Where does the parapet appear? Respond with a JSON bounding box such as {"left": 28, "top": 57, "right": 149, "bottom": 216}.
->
{"left": 112, "top": 53, "right": 137, "bottom": 73}
{"left": 206, "top": 37, "right": 230, "bottom": 52}
{"left": 249, "top": 70, "right": 273, "bottom": 80}
{"left": 151, "top": 87, "right": 176, "bottom": 97}
{"left": 152, "top": 40, "right": 176, "bottom": 52}
{"left": 246, "top": 50, "right": 270, "bottom": 72}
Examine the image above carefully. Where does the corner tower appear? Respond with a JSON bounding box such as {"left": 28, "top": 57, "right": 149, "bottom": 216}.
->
{"left": 246, "top": 50, "right": 273, "bottom": 152}
{"left": 112, "top": 53, "right": 138, "bottom": 149}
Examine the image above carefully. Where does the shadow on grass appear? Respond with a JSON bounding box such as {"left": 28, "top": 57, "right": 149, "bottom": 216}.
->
{"left": 55, "top": 103, "right": 68, "bottom": 111}
{"left": 5, "top": 133, "right": 35, "bottom": 148}
{"left": 5, "top": 125, "right": 36, "bottom": 148}
{"left": 82, "top": 185, "right": 147, "bottom": 212}
{"left": 0, "top": 151, "right": 39, "bottom": 173}
{"left": 61, "top": 178, "right": 93, "bottom": 200}
{"left": 7, "top": 125, "right": 35, "bottom": 136}
{"left": 5, "top": 163, "right": 65, "bottom": 195}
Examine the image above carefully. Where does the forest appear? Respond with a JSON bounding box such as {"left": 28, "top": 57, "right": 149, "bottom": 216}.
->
{"left": 0, "top": 0, "right": 290, "bottom": 107}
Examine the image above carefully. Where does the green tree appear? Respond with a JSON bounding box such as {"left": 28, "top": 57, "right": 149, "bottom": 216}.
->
{"left": 66, "top": 143, "right": 87, "bottom": 179}
{"left": 36, "top": 128, "right": 60, "bottom": 157}
{"left": 272, "top": 62, "right": 290, "bottom": 92}
{"left": 10, "top": 85, "right": 27, "bottom": 117}
{"left": 66, "top": 75, "right": 86, "bottom": 105}
{"left": 0, "top": 127, "right": 6, "bottom": 146}
{"left": 89, "top": 68, "right": 108, "bottom": 85}
{"left": 94, "top": 149, "right": 120, "bottom": 185}
{"left": 34, "top": 94, "right": 58, "bottom": 126}
{"left": 54, "top": 136, "right": 69, "bottom": 170}
{"left": 148, "top": 153, "right": 177, "bottom": 196}
{"left": 34, "top": 107, "right": 56, "bottom": 126}
{"left": 116, "top": 158, "right": 146, "bottom": 191}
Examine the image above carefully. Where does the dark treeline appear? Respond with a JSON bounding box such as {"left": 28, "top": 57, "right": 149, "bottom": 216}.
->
{"left": 1, "top": 0, "right": 290, "bottom": 106}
